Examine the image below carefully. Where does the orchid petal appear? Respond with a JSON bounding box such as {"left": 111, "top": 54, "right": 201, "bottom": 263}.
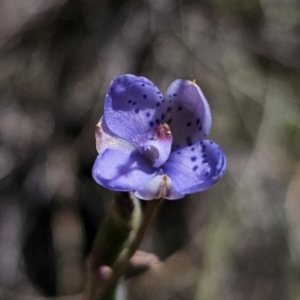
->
{"left": 92, "top": 149, "right": 157, "bottom": 191}
{"left": 134, "top": 174, "right": 184, "bottom": 200}
{"left": 135, "top": 124, "right": 173, "bottom": 168}
{"left": 95, "top": 118, "right": 135, "bottom": 154}
{"left": 164, "top": 79, "right": 211, "bottom": 148}
{"left": 104, "top": 74, "right": 166, "bottom": 143}
{"left": 162, "top": 140, "right": 226, "bottom": 194}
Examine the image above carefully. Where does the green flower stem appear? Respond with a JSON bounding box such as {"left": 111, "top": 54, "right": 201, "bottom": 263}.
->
{"left": 86, "top": 192, "right": 142, "bottom": 300}
{"left": 123, "top": 198, "right": 163, "bottom": 262}
{"left": 86, "top": 194, "right": 163, "bottom": 300}
{"left": 103, "top": 198, "right": 163, "bottom": 292}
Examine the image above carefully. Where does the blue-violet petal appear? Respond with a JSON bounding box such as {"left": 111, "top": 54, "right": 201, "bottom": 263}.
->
{"left": 164, "top": 79, "right": 211, "bottom": 148}
{"left": 104, "top": 74, "right": 166, "bottom": 143}
{"left": 162, "top": 140, "right": 226, "bottom": 194}
{"left": 92, "top": 148, "right": 157, "bottom": 191}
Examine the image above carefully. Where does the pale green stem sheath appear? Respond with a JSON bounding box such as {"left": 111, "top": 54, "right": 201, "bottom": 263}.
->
{"left": 86, "top": 192, "right": 141, "bottom": 300}
{"left": 102, "top": 197, "right": 163, "bottom": 295}
{"left": 86, "top": 193, "right": 163, "bottom": 300}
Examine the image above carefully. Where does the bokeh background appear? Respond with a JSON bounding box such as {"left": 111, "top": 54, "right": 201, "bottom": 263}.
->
{"left": 0, "top": 0, "right": 300, "bottom": 299}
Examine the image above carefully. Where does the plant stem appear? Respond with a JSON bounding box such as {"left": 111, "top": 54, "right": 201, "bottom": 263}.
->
{"left": 127, "top": 198, "right": 163, "bottom": 259}
{"left": 87, "top": 195, "right": 163, "bottom": 300}
{"left": 105, "top": 198, "right": 163, "bottom": 289}
{"left": 86, "top": 192, "right": 141, "bottom": 300}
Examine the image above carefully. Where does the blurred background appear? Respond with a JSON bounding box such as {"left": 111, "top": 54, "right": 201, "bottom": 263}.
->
{"left": 0, "top": 0, "right": 300, "bottom": 299}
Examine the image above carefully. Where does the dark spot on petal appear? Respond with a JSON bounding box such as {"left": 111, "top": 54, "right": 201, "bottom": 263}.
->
{"left": 143, "top": 94, "right": 147, "bottom": 99}
{"left": 186, "top": 137, "right": 193, "bottom": 146}
{"left": 178, "top": 106, "right": 182, "bottom": 111}
{"left": 162, "top": 100, "right": 165, "bottom": 103}
{"left": 146, "top": 112, "right": 151, "bottom": 118}
{"left": 155, "top": 119, "right": 160, "bottom": 125}
{"left": 193, "top": 166, "right": 198, "bottom": 171}
{"left": 186, "top": 122, "right": 192, "bottom": 127}
{"left": 156, "top": 91, "right": 161, "bottom": 94}
{"left": 166, "top": 118, "right": 172, "bottom": 124}
{"left": 209, "top": 141, "right": 213, "bottom": 144}
{"left": 205, "top": 171, "right": 209, "bottom": 177}
{"left": 161, "top": 114, "right": 165, "bottom": 120}
{"left": 190, "top": 156, "right": 197, "bottom": 162}
{"left": 167, "top": 107, "right": 172, "bottom": 113}
{"left": 149, "top": 121, "right": 154, "bottom": 127}
{"left": 159, "top": 96, "right": 163, "bottom": 99}
{"left": 128, "top": 100, "right": 132, "bottom": 103}
{"left": 135, "top": 108, "right": 139, "bottom": 114}
{"left": 156, "top": 103, "right": 160, "bottom": 107}
{"left": 177, "top": 151, "right": 181, "bottom": 155}
{"left": 191, "top": 147, "right": 195, "bottom": 151}
{"left": 196, "top": 119, "right": 200, "bottom": 125}
{"left": 132, "top": 102, "right": 136, "bottom": 105}
{"left": 198, "top": 126, "right": 202, "bottom": 131}
{"left": 173, "top": 93, "right": 177, "bottom": 97}
{"left": 202, "top": 159, "right": 207, "bottom": 163}
{"left": 141, "top": 84, "right": 145, "bottom": 87}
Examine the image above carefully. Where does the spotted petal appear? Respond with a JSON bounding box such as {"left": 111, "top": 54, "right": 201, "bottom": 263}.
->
{"left": 162, "top": 140, "right": 226, "bottom": 194}
{"left": 104, "top": 74, "right": 166, "bottom": 143}
{"left": 164, "top": 79, "right": 211, "bottom": 148}
{"left": 92, "top": 149, "right": 157, "bottom": 191}
{"left": 134, "top": 174, "right": 184, "bottom": 200}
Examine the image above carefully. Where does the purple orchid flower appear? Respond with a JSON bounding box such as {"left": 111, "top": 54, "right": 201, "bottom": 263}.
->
{"left": 92, "top": 74, "right": 226, "bottom": 200}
